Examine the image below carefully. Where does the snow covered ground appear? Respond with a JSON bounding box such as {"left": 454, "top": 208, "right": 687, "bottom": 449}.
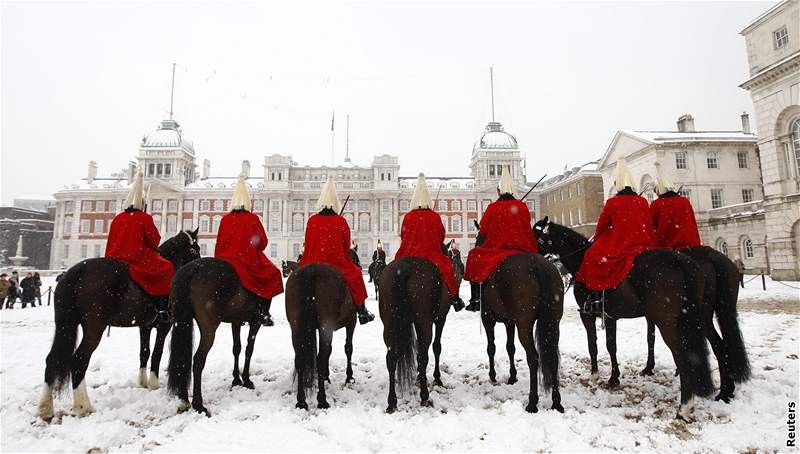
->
{"left": 1, "top": 275, "right": 798, "bottom": 452}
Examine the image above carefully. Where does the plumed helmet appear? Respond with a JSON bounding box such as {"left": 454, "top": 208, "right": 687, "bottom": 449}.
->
{"left": 231, "top": 173, "right": 252, "bottom": 211}
{"left": 124, "top": 171, "right": 146, "bottom": 210}
{"left": 317, "top": 176, "right": 341, "bottom": 212}
{"left": 498, "top": 165, "right": 514, "bottom": 195}
{"left": 410, "top": 173, "right": 433, "bottom": 209}
{"left": 614, "top": 157, "right": 636, "bottom": 192}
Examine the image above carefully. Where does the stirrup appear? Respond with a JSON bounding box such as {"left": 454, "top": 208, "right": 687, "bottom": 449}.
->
{"left": 451, "top": 297, "right": 465, "bottom": 312}
{"left": 465, "top": 299, "right": 480, "bottom": 312}
{"left": 580, "top": 300, "right": 604, "bottom": 316}
{"left": 261, "top": 312, "right": 274, "bottom": 327}
{"left": 157, "top": 309, "right": 171, "bottom": 324}
{"left": 358, "top": 310, "right": 375, "bottom": 325}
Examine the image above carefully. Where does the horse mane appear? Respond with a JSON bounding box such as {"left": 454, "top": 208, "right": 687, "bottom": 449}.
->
{"left": 549, "top": 222, "right": 590, "bottom": 248}
{"left": 158, "top": 231, "right": 192, "bottom": 261}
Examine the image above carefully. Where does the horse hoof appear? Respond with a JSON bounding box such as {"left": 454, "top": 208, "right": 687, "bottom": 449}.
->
{"left": 138, "top": 368, "right": 148, "bottom": 388}
{"left": 296, "top": 402, "right": 309, "bottom": 411}
{"left": 525, "top": 403, "right": 538, "bottom": 413}
{"left": 507, "top": 377, "right": 518, "bottom": 385}
{"left": 147, "top": 372, "right": 160, "bottom": 390}
{"left": 421, "top": 399, "right": 434, "bottom": 408}
{"left": 242, "top": 380, "right": 255, "bottom": 390}
{"left": 325, "top": 378, "right": 331, "bottom": 384}
{"left": 552, "top": 402, "right": 565, "bottom": 413}
{"left": 386, "top": 405, "right": 397, "bottom": 414}
{"left": 715, "top": 392, "right": 732, "bottom": 403}
{"left": 489, "top": 375, "right": 497, "bottom": 383}
{"left": 675, "top": 411, "right": 693, "bottom": 423}
{"left": 640, "top": 367, "right": 654, "bottom": 376}
{"left": 433, "top": 378, "right": 444, "bottom": 387}
{"left": 607, "top": 377, "right": 620, "bottom": 388}
{"left": 317, "top": 401, "right": 330, "bottom": 409}
{"left": 177, "top": 401, "right": 191, "bottom": 413}
{"left": 345, "top": 376, "right": 355, "bottom": 384}
{"left": 231, "top": 378, "right": 243, "bottom": 388}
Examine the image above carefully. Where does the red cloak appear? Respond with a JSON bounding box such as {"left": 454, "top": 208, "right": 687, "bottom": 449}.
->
{"left": 576, "top": 193, "right": 657, "bottom": 291}
{"left": 650, "top": 193, "right": 702, "bottom": 249}
{"left": 465, "top": 198, "right": 539, "bottom": 283}
{"left": 105, "top": 210, "right": 174, "bottom": 296}
{"left": 215, "top": 211, "right": 284, "bottom": 300}
{"left": 395, "top": 209, "right": 458, "bottom": 296}
{"left": 300, "top": 213, "right": 367, "bottom": 306}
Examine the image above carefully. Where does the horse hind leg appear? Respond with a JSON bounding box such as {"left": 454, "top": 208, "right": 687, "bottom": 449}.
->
{"left": 316, "top": 327, "right": 334, "bottom": 409}
{"left": 483, "top": 316, "right": 497, "bottom": 383}
{"left": 707, "top": 325, "right": 733, "bottom": 402}
{"left": 138, "top": 326, "right": 152, "bottom": 388}
{"left": 516, "top": 322, "right": 539, "bottom": 413}
{"left": 344, "top": 322, "right": 355, "bottom": 384}
{"left": 71, "top": 325, "right": 105, "bottom": 416}
{"left": 192, "top": 325, "right": 218, "bottom": 417}
{"left": 241, "top": 322, "right": 261, "bottom": 389}
{"left": 605, "top": 318, "right": 620, "bottom": 387}
{"left": 148, "top": 322, "right": 170, "bottom": 390}
{"left": 505, "top": 322, "right": 518, "bottom": 384}
{"left": 641, "top": 319, "right": 656, "bottom": 376}
{"left": 415, "top": 323, "right": 433, "bottom": 407}
{"left": 231, "top": 323, "right": 243, "bottom": 387}
{"left": 580, "top": 313, "right": 599, "bottom": 377}
{"left": 432, "top": 319, "right": 445, "bottom": 387}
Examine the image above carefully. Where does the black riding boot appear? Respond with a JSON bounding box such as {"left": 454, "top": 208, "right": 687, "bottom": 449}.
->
{"left": 450, "top": 295, "right": 465, "bottom": 312}
{"left": 157, "top": 296, "right": 170, "bottom": 324}
{"left": 466, "top": 282, "right": 481, "bottom": 312}
{"left": 356, "top": 304, "right": 375, "bottom": 325}
{"left": 259, "top": 298, "right": 274, "bottom": 327}
{"left": 580, "top": 291, "right": 604, "bottom": 316}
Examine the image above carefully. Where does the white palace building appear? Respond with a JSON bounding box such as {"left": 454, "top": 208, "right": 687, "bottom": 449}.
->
{"left": 49, "top": 117, "right": 536, "bottom": 269}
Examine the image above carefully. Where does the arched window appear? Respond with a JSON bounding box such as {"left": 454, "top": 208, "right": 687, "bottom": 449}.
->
{"left": 792, "top": 119, "right": 800, "bottom": 177}
{"left": 742, "top": 238, "right": 754, "bottom": 259}
{"left": 715, "top": 238, "right": 729, "bottom": 257}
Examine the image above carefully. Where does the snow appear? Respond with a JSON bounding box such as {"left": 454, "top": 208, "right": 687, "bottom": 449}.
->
{"left": 622, "top": 130, "right": 757, "bottom": 144}
{"left": 1, "top": 276, "right": 798, "bottom": 452}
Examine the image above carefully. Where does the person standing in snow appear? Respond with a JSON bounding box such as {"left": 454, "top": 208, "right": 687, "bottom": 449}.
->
{"left": 105, "top": 172, "right": 174, "bottom": 323}
{"left": 649, "top": 162, "right": 701, "bottom": 249}
{"left": 575, "top": 158, "right": 656, "bottom": 313}
{"left": 33, "top": 272, "right": 43, "bottom": 306}
{"left": 214, "top": 173, "right": 284, "bottom": 326}
{"left": 465, "top": 166, "right": 539, "bottom": 311}
{"left": 0, "top": 273, "right": 9, "bottom": 310}
{"left": 395, "top": 173, "right": 465, "bottom": 311}
{"left": 300, "top": 177, "right": 374, "bottom": 324}
{"left": 20, "top": 272, "right": 36, "bottom": 308}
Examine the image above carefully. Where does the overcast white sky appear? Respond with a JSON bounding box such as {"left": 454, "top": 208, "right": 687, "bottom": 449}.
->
{"left": 1, "top": 1, "right": 771, "bottom": 203}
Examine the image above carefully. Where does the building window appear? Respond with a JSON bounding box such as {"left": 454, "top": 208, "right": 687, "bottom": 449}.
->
{"left": 381, "top": 217, "right": 391, "bottom": 232}
{"left": 94, "top": 219, "right": 103, "bottom": 233}
{"left": 199, "top": 200, "right": 210, "bottom": 211}
{"left": 80, "top": 244, "right": 88, "bottom": 259}
{"left": 200, "top": 215, "right": 210, "bottom": 233}
{"left": 741, "top": 188, "right": 754, "bottom": 203}
{"left": 344, "top": 213, "right": 354, "bottom": 230}
{"left": 489, "top": 165, "right": 496, "bottom": 177}
{"left": 359, "top": 214, "right": 370, "bottom": 232}
{"left": 212, "top": 215, "right": 222, "bottom": 233}
{"left": 676, "top": 152, "right": 687, "bottom": 169}
{"left": 568, "top": 187, "right": 573, "bottom": 199}
{"left": 167, "top": 200, "right": 178, "bottom": 212}
{"left": 152, "top": 200, "right": 163, "bottom": 211}
{"left": 183, "top": 199, "right": 194, "bottom": 211}
{"left": 358, "top": 200, "right": 370, "bottom": 212}
{"left": 438, "top": 200, "right": 447, "bottom": 211}
{"left": 152, "top": 215, "right": 162, "bottom": 232}
{"left": 792, "top": 119, "right": 800, "bottom": 177}
{"left": 578, "top": 207, "right": 583, "bottom": 224}
{"left": 166, "top": 215, "right": 177, "bottom": 233}
{"left": 710, "top": 188, "right": 724, "bottom": 209}
{"left": 526, "top": 200, "right": 535, "bottom": 212}
{"left": 80, "top": 219, "right": 91, "bottom": 233}
{"left": 148, "top": 164, "right": 155, "bottom": 176}
{"left": 292, "top": 200, "right": 304, "bottom": 212}
{"left": 707, "top": 152, "right": 718, "bottom": 169}
{"left": 156, "top": 163, "right": 163, "bottom": 176}
{"left": 200, "top": 243, "right": 208, "bottom": 256}
{"left": 387, "top": 172, "right": 392, "bottom": 181}
{"left": 164, "top": 164, "right": 172, "bottom": 176}
{"left": 270, "top": 243, "right": 278, "bottom": 258}
{"left": 568, "top": 211, "right": 574, "bottom": 226}
{"left": 270, "top": 201, "right": 281, "bottom": 211}
{"left": 96, "top": 200, "right": 106, "bottom": 212}
{"left": 381, "top": 200, "right": 391, "bottom": 211}
{"left": 108, "top": 200, "right": 117, "bottom": 212}
{"left": 182, "top": 218, "right": 193, "bottom": 231}
{"left": 293, "top": 214, "right": 304, "bottom": 232}
{"left": 81, "top": 201, "right": 92, "bottom": 212}
{"left": 737, "top": 151, "right": 748, "bottom": 169}
{"left": 576, "top": 183, "right": 582, "bottom": 196}
{"left": 468, "top": 219, "right": 477, "bottom": 232}
{"left": 467, "top": 200, "right": 477, "bottom": 211}
{"left": 63, "top": 244, "right": 69, "bottom": 260}
{"left": 399, "top": 200, "right": 409, "bottom": 211}
{"left": 64, "top": 218, "right": 73, "bottom": 235}
{"left": 64, "top": 201, "right": 74, "bottom": 212}
{"left": 93, "top": 244, "right": 101, "bottom": 258}
{"left": 268, "top": 212, "right": 280, "bottom": 232}
{"left": 481, "top": 200, "right": 491, "bottom": 211}
{"left": 452, "top": 200, "right": 462, "bottom": 211}
{"left": 774, "top": 26, "right": 789, "bottom": 49}
{"left": 215, "top": 200, "right": 225, "bottom": 212}
{"left": 293, "top": 243, "right": 302, "bottom": 258}
{"left": 452, "top": 215, "right": 462, "bottom": 232}
{"left": 252, "top": 199, "right": 264, "bottom": 212}
{"left": 741, "top": 238, "right": 754, "bottom": 259}
{"left": 678, "top": 188, "right": 691, "bottom": 199}
{"left": 560, "top": 191, "right": 564, "bottom": 201}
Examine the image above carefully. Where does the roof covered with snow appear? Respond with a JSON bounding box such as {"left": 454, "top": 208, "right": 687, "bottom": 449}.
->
{"left": 141, "top": 119, "right": 195, "bottom": 154}
{"left": 539, "top": 161, "right": 601, "bottom": 190}
{"left": 473, "top": 122, "right": 518, "bottom": 153}
{"left": 621, "top": 130, "right": 757, "bottom": 144}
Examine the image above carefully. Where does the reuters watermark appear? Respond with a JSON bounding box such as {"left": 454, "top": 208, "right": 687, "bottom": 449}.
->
{"left": 788, "top": 401, "right": 796, "bottom": 448}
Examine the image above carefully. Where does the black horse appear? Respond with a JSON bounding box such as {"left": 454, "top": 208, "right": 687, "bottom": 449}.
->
{"left": 368, "top": 259, "right": 386, "bottom": 300}
{"left": 284, "top": 264, "right": 357, "bottom": 410}
{"left": 642, "top": 246, "right": 750, "bottom": 402}
{"left": 38, "top": 230, "right": 199, "bottom": 420}
{"left": 480, "top": 253, "right": 565, "bottom": 413}
{"left": 281, "top": 260, "right": 299, "bottom": 278}
{"left": 166, "top": 258, "right": 277, "bottom": 416}
{"left": 379, "top": 257, "right": 451, "bottom": 412}
{"left": 534, "top": 218, "right": 713, "bottom": 421}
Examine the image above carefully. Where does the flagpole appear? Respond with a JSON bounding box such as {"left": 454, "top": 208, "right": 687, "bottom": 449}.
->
{"left": 331, "top": 110, "right": 335, "bottom": 165}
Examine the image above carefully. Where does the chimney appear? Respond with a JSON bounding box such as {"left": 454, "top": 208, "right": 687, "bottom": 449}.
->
{"left": 741, "top": 112, "right": 751, "bottom": 134}
{"left": 676, "top": 114, "right": 695, "bottom": 133}
{"left": 241, "top": 160, "right": 251, "bottom": 178}
{"left": 87, "top": 161, "right": 98, "bottom": 184}
{"left": 127, "top": 161, "right": 137, "bottom": 184}
{"left": 202, "top": 159, "right": 211, "bottom": 180}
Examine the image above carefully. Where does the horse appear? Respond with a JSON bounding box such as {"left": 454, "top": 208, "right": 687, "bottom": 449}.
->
{"left": 379, "top": 257, "right": 451, "bottom": 412}
{"left": 37, "top": 229, "right": 200, "bottom": 421}
{"left": 368, "top": 259, "right": 386, "bottom": 300}
{"left": 284, "top": 264, "right": 357, "bottom": 410}
{"left": 533, "top": 218, "right": 714, "bottom": 420}
{"left": 641, "top": 246, "right": 750, "bottom": 402}
{"left": 166, "top": 258, "right": 277, "bottom": 416}
{"left": 478, "top": 253, "right": 565, "bottom": 413}
{"left": 282, "top": 260, "right": 299, "bottom": 278}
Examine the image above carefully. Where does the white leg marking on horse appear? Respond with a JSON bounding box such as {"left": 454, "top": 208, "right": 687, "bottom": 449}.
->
{"left": 138, "top": 368, "right": 148, "bottom": 388}
{"left": 73, "top": 379, "right": 95, "bottom": 416}
{"left": 147, "top": 371, "right": 160, "bottom": 390}
{"left": 37, "top": 383, "right": 54, "bottom": 420}
{"left": 678, "top": 396, "right": 694, "bottom": 421}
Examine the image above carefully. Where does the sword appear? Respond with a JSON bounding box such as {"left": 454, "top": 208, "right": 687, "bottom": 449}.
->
{"left": 521, "top": 173, "right": 547, "bottom": 201}
{"left": 339, "top": 194, "right": 351, "bottom": 216}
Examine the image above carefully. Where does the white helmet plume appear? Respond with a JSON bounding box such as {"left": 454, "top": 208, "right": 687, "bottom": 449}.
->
{"left": 498, "top": 165, "right": 514, "bottom": 195}
{"left": 654, "top": 161, "right": 675, "bottom": 195}
{"left": 124, "top": 171, "right": 145, "bottom": 210}
{"left": 410, "top": 173, "right": 433, "bottom": 209}
{"left": 317, "top": 176, "right": 341, "bottom": 212}
{"left": 231, "top": 173, "right": 252, "bottom": 211}
{"left": 614, "top": 157, "right": 636, "bottom": 192}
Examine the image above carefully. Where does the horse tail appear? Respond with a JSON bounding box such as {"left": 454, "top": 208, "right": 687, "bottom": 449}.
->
{"left": 45, "top": 262, "right": 83, "bottom": 393}
{"left": 293, "top": 265, "right": 318, "bottom": 393}
{"left": 391, "top": 259, "right": 417, "bottom": 392}
{"left": 167, "top": 266, "right": 195, "bottom": 398}
{"left": 675, "top": 253, "right": 714, "bottom": 398}
{"left": 534, "top": 257, "right": 561, "bottom": 392}
{"left": 712, "top": 252, "right": 751, "bottom": 383}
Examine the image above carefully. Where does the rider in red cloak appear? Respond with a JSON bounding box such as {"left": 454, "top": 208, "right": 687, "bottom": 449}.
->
{"left": 215, "top": 174, "right": 284, "bottom": 326}
{"left": 649, "top": 162, "right": 701, "bottom": 249}
{"left": 395, "top": 174, "right": 465, "bottom": 311}
{"left": 576, "top": 158, "right": 656, "bottom": 304}
{"left": 465, "top": 166, "right": 539, "bottom": 311}
{"left": 105, "top": 172, "right": 174, "bottom": 322}
{"left": 300, "top": 177, "right": 374, "bottom": 324}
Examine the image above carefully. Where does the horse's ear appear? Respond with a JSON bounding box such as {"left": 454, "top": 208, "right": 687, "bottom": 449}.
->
{"left": 192, "top": 227, "right": 199, "bottom": 238}
{"left": 543, "top": 216, "right": 549, "bottom": 225}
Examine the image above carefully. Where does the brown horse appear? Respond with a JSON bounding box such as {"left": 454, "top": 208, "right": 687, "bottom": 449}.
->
{"left": 479, "top": 253, "right": 565, "bottom": 413}
{"left": 534, "top": 218, "right": 714, "bottom": 420}
{"left": 166, "top": 257, "right": 275, "bottom": 416}
{"left": 642, "top": 246, "right": 750, "bottom": 402}
{"left": 37, "top": 230, "right": 199, "bottom": 421}
{"left": 285, "top": 264, "right": 357, "bottom": 410}
{"left": 379, "top": 257, "right": 450, "bottom": 412}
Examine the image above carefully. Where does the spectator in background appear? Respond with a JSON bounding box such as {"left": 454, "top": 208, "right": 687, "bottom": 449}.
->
{"left": 33, "top": 272, "right": 43, "bottom": 306}
{"left": 0, "top": 274, "right": 9, "bottom": 310}
{"left": 20, "top": 273, "right": 37, "bottom": 309}
{"left": 6, "top": 278, "right": 18, "bottom": 308}
{"left": 10, "top": 270, "right": 20, "bottom": 290}
{"left": 734, "top": 256, "right": 746, "bottom": 288}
